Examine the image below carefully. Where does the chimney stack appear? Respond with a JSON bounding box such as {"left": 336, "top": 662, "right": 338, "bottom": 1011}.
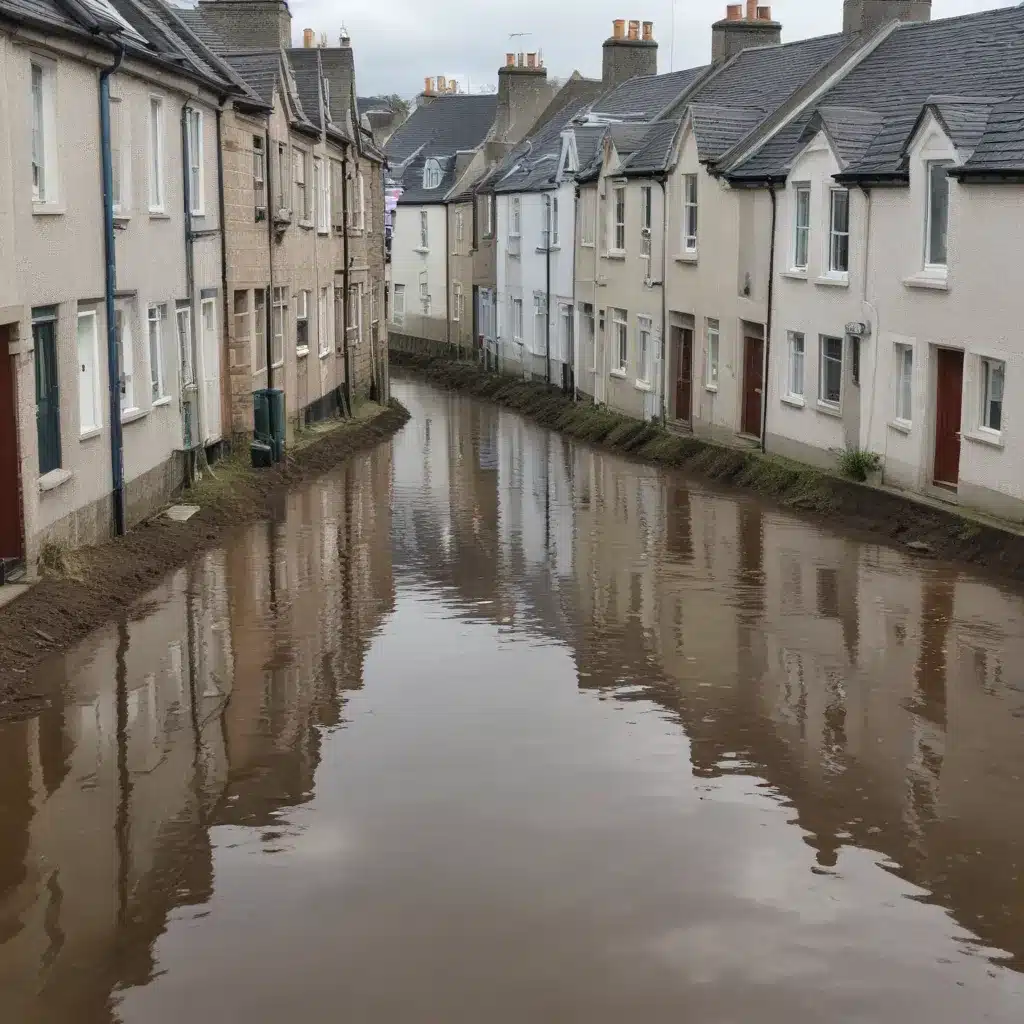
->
{"left": 302, "top": 27, "right": 314, "bottom": 47}
{"left": 602, "top": 16, "right": 657, "bottom": 87}
{"left": 843, "top": 0, "right": 931, "bottom": 35}
{"left": 197, "top": 0, "right": 292, "bottom": 51}
{"left": 711, "top": 2, "right": 781, "bottom": 63}
{"left": 494, "top": 44, "right": 553, "bottom": 145}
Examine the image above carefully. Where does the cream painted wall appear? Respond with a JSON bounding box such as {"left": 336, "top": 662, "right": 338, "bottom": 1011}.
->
{"left": 390, "top": 201, "right": 448, "bottom": 337}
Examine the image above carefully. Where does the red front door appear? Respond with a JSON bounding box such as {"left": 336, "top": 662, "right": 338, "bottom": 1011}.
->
{"left": 742, "top": 336, "right": 764, "bottom": 438}
{"left": 933, "top": 348, "right": 964, "bottom": 488}
{"left": 674, "top": 327, "right": 693, "bottom": 423}
{"left": 0, "top": 334, "right": 24, "bottom": 561}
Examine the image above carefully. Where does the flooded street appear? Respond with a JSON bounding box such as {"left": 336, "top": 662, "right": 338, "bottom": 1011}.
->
{"left": 3, "top": 376, "right": 1024, "bottom": 1022}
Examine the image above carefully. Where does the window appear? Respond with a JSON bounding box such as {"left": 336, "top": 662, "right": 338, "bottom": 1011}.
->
{"left": 357, "top": 172, "right": 365, "bottom": 230}
{"left": 895, "top": 343, "right": 913, "bottom": 423}
{"left": 509, "top": 196, "right": 521, "bottom": 255}
{"left": 612, "top": 185, "right": 626, "bottom": 251}
{"left": 186, "top": 107, "right": 204, "bottom": 215}
{"left": 787, "top": 331, "right": 805, "bottom": 398}
{"left": 276, "top": 142, "right": 288, "bottom": 212}
{"left": 423, "top": 158, "right": 441, "bottom": 189}
{"left": 819, "top": 335, "right": 843, "bottom": 407}
{"left": 148, "top": 304, "right": 167, "bottom": 401}
{"left": 330, "top": 160, "right": 344, "bottom": 227}
{"left": 482, "top": 195, "right": 493, "bottom": 238}
{"left": 453, "top": 282, "right": 462, "bottom": 322}
{"left": 253, "top": 136, "right": 266, "bottom": 218}
{"left": 31, "top": 60, "right": 58, "bottom": 205}
{"left": 148, "top": 96, "right": 165, "bottom": 212}
{"left": 511, "top": 298, "right": 523, "bottom": 343}
{"left": 581, "top": 192, "right": 595, "bottom": 246}
{"left": 793, "top": 184, "right": 810, "bottom": 270}
{"left": 176, "top": 304, "right": 193, "bottom": 387}
{"left": 349, "top": 283, "right": 363, "bottom": 342}
{"left": 637, "top": 315, "right": 652, "bottom": 385}
{"left": 271, "top": 287, "right": 286, "bottom": 366}
{"left": 419, "top": 209, "right": 429, "bottom": 249}
{"left": 393, "top": 283, "right": 406, "bottom": 325}
{"left": 534, "top": 295, "right": 545, "bottom": 351}
{"left": 33, "top": 308, "right": 61, "bottom": 473}
{"left": 613, "top": 308, "right": 628, "bottom": 373}
{"left": 115, "top": 303, "right": 135, "bottom": 413}
{"left": 544, "top": 194, "right": 558, "bottom": 247}
{"left": 705, "top": 318, "right": 720, "bottom": 389}
{"left": 455, "top": 208, "right": 464, "bottom": 248}
{"left": 318, "top": 286, "right": 331, "bottom": 356}
{"left": 683, "top": 174, "right": 698, "bottom": 253}
{"left": 926, "top": 161, "right": 951, "bottom": 268}
{"left": 581, "top": 303, "right": 596, "bottom": 372}
{"left": 980, "top": 357, "right": 1004, "bottom": 433}
{"left": 253, "top": 289, "right": 266, "bottom": 372}
{"left": 201, "top": 297, "right": 217, "bottom": 388}
{"left": 641, "top": 185, "right": 652, "bottom": 262}
{"left": 828, "top": 188, "right": 850, "bottom": 275}
{"left": 296, "top": 289, "right": 310, "bottom": 352}
{"left": 233, "top": 288, "right": 250, "bottom": 350}
{"left": 561, "top": 304, "right": 574, "bottom": 366}
{"left": 419, "top": 271, "right": 429, "bottom": 315}
{"left": 294, "top": 148, "right": 309, "bottom": 221}
{"left": 315, "top": 157, "right": 329, "bottom": 233}
{"left": 110, "top": 94, "right": 127, "bottom": 214}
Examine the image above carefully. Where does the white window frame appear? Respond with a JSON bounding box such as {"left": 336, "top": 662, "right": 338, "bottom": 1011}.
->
{"left": 276, "top": 141, "right": 289, "bottom": 214}
{"left": 979, "top": 356, "right": 1005, "bottom": 435}
{"left": 581, "top": 191, "right": 595, "bottom": 246}
{"left": 683, "top": 174, "right": 698, "bottom": 253}
{"left": 512, "top": 297, "right": 523, "bottom": 343}
{"left": 253, "top": 289, "right": 267, "bottom": 373}
{"left": 560, "top": 303, "right": 573, "bottom": 366}
{"left": 423, "top": 158, "right": 441, "bottom": 190}
{"left": 894, "top": 343, "right": 913, "bottom": 425}
{"left": 357, "top": 171, "right": 365, "bottom": 230}
{"left": 271, "top": 287, "right": 286, "bottom": 367}
{"left": 186, "top": 107, "right": 204, "bottom": 216}
{"left": 612, "top": 307, "right": 628, "bottom": 374}
{"left": 148, "top": 94, "right": 165, "bottom": 213}
{"left": 393, "top": 283, "right": 406, "bottom": 325}
{"left": 348, "top": 282, "right": 364, "bottom": 343}
{"left": 547, "top": 193, "right": 559, "bottom": 247}
{"left": 419, "top": 272, "right": 429, "bottom": 315}
{"left": 296, "top": 289, "right": 310, "bottom": 355}
{"left": 818, "top": 335, "right": 843, "bottom": 409}
{"left": 509, "top": 196, "right": 521, "bottom": 256}
{"left": 110, "top": 92, "right": 129, "bottom": 215}
{"left": 792, "top": 183, "right": 810, "bottom": 271}
{"left": 453, "top": 281, "right": 462, "bottom": 322}
{"left": 318, "top": 285, "right": 331, "bottom": 357}
{"left": 637, "top": 315, "right": 652, "bottom": 387}
{"left": 31, "top": 57, "right": 59, "bottom": 207}
{"left": 612, "top": 185, "right": 626, "bottom": 253}
{"left": 148, "top": 304, "right": 167, "bottom": 402}
{"left": 534, "top": 294, "right": 545, "bottom": 353}
{"left": 294, "top": 148, "right": 309, "bottom": 222}
{"left": 787, "top": 330, "right": 805, "bottom": 400}
{"left": 582, "top": 303, "right": 596, "bottom": 373}
{"left": 827, "top": 188, "right": 850, "bottom": 276}
{"left": 176, "top": 303, "right": 193, "bottom": 388}
{"left": 705, "top": 318, "right": 720, "bottom": 390}
{"left": 115, "top": 302, "right": 136, "bottom": 415}
{"left": 253, "top": 136, "right": 266, "bottom": 218}
{"left": 925, "top": 160, "right": 952, "bottom": 271}
{"left": 315, "top": 157, "right": 329, "bottom": 233}
{"left": 419, "top": 209, "right": 429, "bottom": 250}
{"left": 483, "top": 194, "right": 493, "bottom": 238}
{"left": 76, "top": 309, "right": 103, "bottom": 434}
{"left": 455, "top": 208, "right": 464, "bottom": 248}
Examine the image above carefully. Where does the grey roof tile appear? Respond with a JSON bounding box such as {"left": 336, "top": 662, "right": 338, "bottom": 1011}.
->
{"left": 958, "top": 98, "right": 1024, "bottom": 175}
{"left": 689, "top": 104, "right": 764, "bottom": 161}
{"left": 287, "top": 48, "right": 325, "bottom": 129}
{"left": 224, "top": 51, "right": 279, "bottom": 106}
{"left": 396, "top": 154, "right": 459, "bottom": 204}
{"left": 592, "top": 65, "right": 709, "bottom": 121}
{"left": 621, "top": 119, "right": 681, "bottom": 176}
{"left": 385, "top": 94, "right": 498, "bottom": 165}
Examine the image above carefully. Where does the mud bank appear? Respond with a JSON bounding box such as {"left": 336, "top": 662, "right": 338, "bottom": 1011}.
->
{"left": 0, "top": 401, "right": 410, "bottom": 713}
{"left": 394, "top": 353, "right": 1024, "bottom": 584}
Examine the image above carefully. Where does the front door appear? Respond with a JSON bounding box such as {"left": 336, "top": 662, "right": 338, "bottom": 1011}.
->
{"left": 742, "top": 336, "right": 764, "bottom": 438}
{"left": 674, "top": 326, "right": 693, "bottom": 423}
{"left": 0, "top": 332, "right": 24, "bottom": 561}
{"left": 933, "top": 347, "right": 964, "bottom": 488}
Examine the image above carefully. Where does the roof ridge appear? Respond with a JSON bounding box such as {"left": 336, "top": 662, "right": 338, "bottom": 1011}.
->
{"left": 895, "top": 3, "right": 1024, "bottom": 32}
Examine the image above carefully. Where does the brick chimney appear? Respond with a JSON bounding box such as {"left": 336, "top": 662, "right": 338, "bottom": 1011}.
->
{"left": 197, "top": 0, "right": 292, "bottom": 50}
{"left": 602, "top": 17, "right": 658, "bottom": 87}
{"left": 493, "top": 50, "right": 554, "bottom": 145}
{"left": 711, "top": 2, "right": 781, "bottom": 63}
{"left": 843, "top": 0, "right": 931, "bottom": 35}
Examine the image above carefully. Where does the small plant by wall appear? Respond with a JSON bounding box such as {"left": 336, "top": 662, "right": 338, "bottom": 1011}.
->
{"left": 836, "top": 448, "right": 882, "bottom": 483}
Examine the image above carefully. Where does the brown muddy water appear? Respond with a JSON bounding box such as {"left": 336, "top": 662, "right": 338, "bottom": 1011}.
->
{"left": 3, "top": 377, "right": 1024, "bottom": 1023}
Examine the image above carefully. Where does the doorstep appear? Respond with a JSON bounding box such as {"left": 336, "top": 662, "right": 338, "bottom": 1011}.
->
{"left": 0, "top": 582, "right": 32, "bottom": 610}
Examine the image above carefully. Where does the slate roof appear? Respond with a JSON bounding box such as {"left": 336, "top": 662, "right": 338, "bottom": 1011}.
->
{"left": 689, "top": 104, "right": 763, "bottom": 162}
{"left": 958, "top": 98, "right": 1024, "bottom": 177}
{"left": 223, "top": 51, "right": 280, "bottom": 107}
{"left": 397, "top": 154, "right": 461, "bottom": 204}
{"left": 174, "top": 3, "right": 225, "bottom": 51}
{"left": 620, "top": 119, "right": 682, "bottom": 176}
{"left": 385, "top": 94, "right": 499, "bottom": 165}
{"left": 591, "top": 65, "right": 709, "bottom": 121}
{"left": 730, "top": 5, "right": 1024, "bottom": 181}
{"left": 287, "top": 47, "right": 326, "bottom": 128}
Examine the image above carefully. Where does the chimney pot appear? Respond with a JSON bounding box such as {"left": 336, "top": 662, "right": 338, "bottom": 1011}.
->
{"left": 526, "top": 52, "right": 536, "bottom": 68}
{"left": 613, "top": 18, "right": 625, "bottom": 39}
{"left": 745, "top": 0, "right": 757, "bottom": 20}
{"left": 424, "top": 76, "right": 434, "bottom": 95}
{"left": 302, "top": 27, "right": 314, "bottom": 48}
{"left": 642, "top": 20, "right": 654, "bottom": 41}
{"left": 517, "top": 52, "right": 524, "bottom": 66}
{"left": 437, "top": 74, "right": 446, "bottom": 91}
{"left": 726, "top": 4, "right": 742, "bottom": 20}
{"left": 628, "top": 19, "right": 640, "bottom": 40}
{"left": 757, "top": 5, "right": 772, "bottom": 18}
{"left": 505, "top": 52, "right": 515, "bottom": 66}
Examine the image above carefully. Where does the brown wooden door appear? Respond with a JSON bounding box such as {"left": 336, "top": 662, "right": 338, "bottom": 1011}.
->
{"left": 0, "top": 337, "right": 24, "bottom": 560}
{"left": 933, "top": 348, "right": 964, "bottom": 487}
{"left": 742, "top": 336, "right": 764, "bottom": 438}
{"left": 674, "top": 326, "right": 693, "bottom": 423}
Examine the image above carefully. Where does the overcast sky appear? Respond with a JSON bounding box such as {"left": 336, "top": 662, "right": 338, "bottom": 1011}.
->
{"left": 286, "top": 0, "right": 1019, "bottom": 97}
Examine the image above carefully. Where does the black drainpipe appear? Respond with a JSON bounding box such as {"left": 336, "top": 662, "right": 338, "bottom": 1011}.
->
{"left": 341, "top": 146, "right": 352, "bottom": 411}
{"left": 100, "top": 43, "right": 126, "bottom": 536}
{"left": 265, "top": 129, "right": 275, "bottom": 387}
{"left": 545, "top": 193, "right": 552, "bottom": 386}
{"left": 761, "top": 180, "right": 778, "bottom": 454}
{"left": 180, "top": 102, "right": 203, "bottom": 473}
{"left": 215, "top": 105, "right": 229, "bottom": 447}
{"left": 657, "top": 173, "right": 669, "bottom": 424}
{"left": 445, "top": 203, "right": 452, "bottom": 356}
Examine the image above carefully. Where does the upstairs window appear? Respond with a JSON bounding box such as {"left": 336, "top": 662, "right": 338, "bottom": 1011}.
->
{"left": 482, "top": 194, "right": 493, "bottom": 238}
{"left": 792, "top": 183, "right": 810, "bottom": 270}
{"left": 828, "top": 188, "right": 850, "bottom": 275}
{"left": 544, "top": 194, "right": 558, "bottom": 247}
{"left": 926, "top": 161, "right": 951, "bottom": 269}
{"left": 682, "top": 174, "right": 698, "bottom": 253}
{"left": 423, "top": 158, "right": 442, "bottom": 189}
{"left": 110, "top": 93, "right": 128, "bottom": 214}
{"left": 509, "top": 196, "right": 521, "bottom": 256}
{"left": 293, "top": 148, "right": 309, "bottom": 221}
{"left": 612, "top": 185, "right": 626, "bottom": 251}
{"left": 253, "top": 136, "right": 266, "bottom": 219}
{"left": 419, "top": 209, "right": 428, "bottom": 249}
{"left": 787, "top": 331, "right": 805, "bottom": 398}
{"left": 641, "top": 185, "right": 652, "bottom": 262}
{"left": 276, "top": 142, "right": 288, "bottom": 212}
{"left": 31, "top": 59, "right": 58, "bottom": 206}
{"left": 148, "top": 95, "right": 165, "bottom": 212}
{"left": 186, "top": 108, "right": 204, "bottom": 215}
{"left": 581, "top": 191, "right": 595, "bottom": 246}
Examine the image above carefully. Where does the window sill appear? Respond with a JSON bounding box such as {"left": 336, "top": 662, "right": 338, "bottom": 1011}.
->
{"left": 674, "top": 252, "right": 699, "bottom": 264}
{"left": 113, "top": 213, "right": 130, "bottom": 228}
{"left": 903, "top": 271, "right": 949, "bottom": 292}
{"left": 297, "top": 220, "right": 314, "bottom": 231}
{"left": 270, "top": 361, "right": 284, "bottom": 371}
{"left": 319, "top": 348, "right": 332, "bottom": 360}
{"left": 121, "top": 407, "right": 147, "bottom": 426}
{"left": 79, "top": 426, "right": 103, "bottom": 441}
{"left": 149, "top": 210, "right": 171, "bottom": 220}
{"left": 888, "top": 419, "right": 912, "bottom": 436}
{"left": 296, "top": 346, "right": 310, "bottom": 359}
{"left": 190, "top": 208, "right": 206, "bottom": 219}
{"left": 317, "top": 228, "right": 330, "bottom": 236}
{"left": 815, "top": 274, "right": 849, "bottom": 289}
{"left": 536, "top": 245, "right": 562, "bottom": 253}
{"left": 32, "top": 203, "right": 66, "bottom": 217}
{"left": 609, "top": 368, "right": 627, "bottom": 380}
{"left": 965, "top": 428, "right": 1004, "bottom": 450}
{"left": 606, "top": 250, "right": 626, "bottom": 261}
{"left": 414, "top": 246, "right": 430, "bottom": 254}
{"left": 781, "top": 269, "right": 808, "bottom": 281}
{"left": 634, "top": 379, "right": 652, "bottom": 393}
{"left": 152, "top": 395, "right": 174, "bottom": 408}
{"left": 39, "top": 468, "right": 73, "bottom": 493}
{"left": 704, "top": 383, "right": 719, "bottom": 394}
{"left": 581, "top": 241, "right": 595, "bottom": 248}
{"left": 816, "top": 400, "right": 842, "bottom": 418}
{"left": 781, "top": 394, "right": 805, "bottom": 409}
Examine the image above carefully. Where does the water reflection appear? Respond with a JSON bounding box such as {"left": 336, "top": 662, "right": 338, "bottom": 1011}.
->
{"left": 0, "top": 378, "right": 1023, "bottom": 1022}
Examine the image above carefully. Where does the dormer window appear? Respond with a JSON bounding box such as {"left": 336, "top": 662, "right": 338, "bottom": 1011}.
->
{"left": 423, "top": 159, "right": 442, "bottom": 190}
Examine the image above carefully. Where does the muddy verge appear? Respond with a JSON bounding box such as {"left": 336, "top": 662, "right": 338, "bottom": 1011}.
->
{"left": 394, "top": 353, "right": 1024, "bottom": 584}
{"left": 0, "top": 402, "right": 410, "bottom": 713}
